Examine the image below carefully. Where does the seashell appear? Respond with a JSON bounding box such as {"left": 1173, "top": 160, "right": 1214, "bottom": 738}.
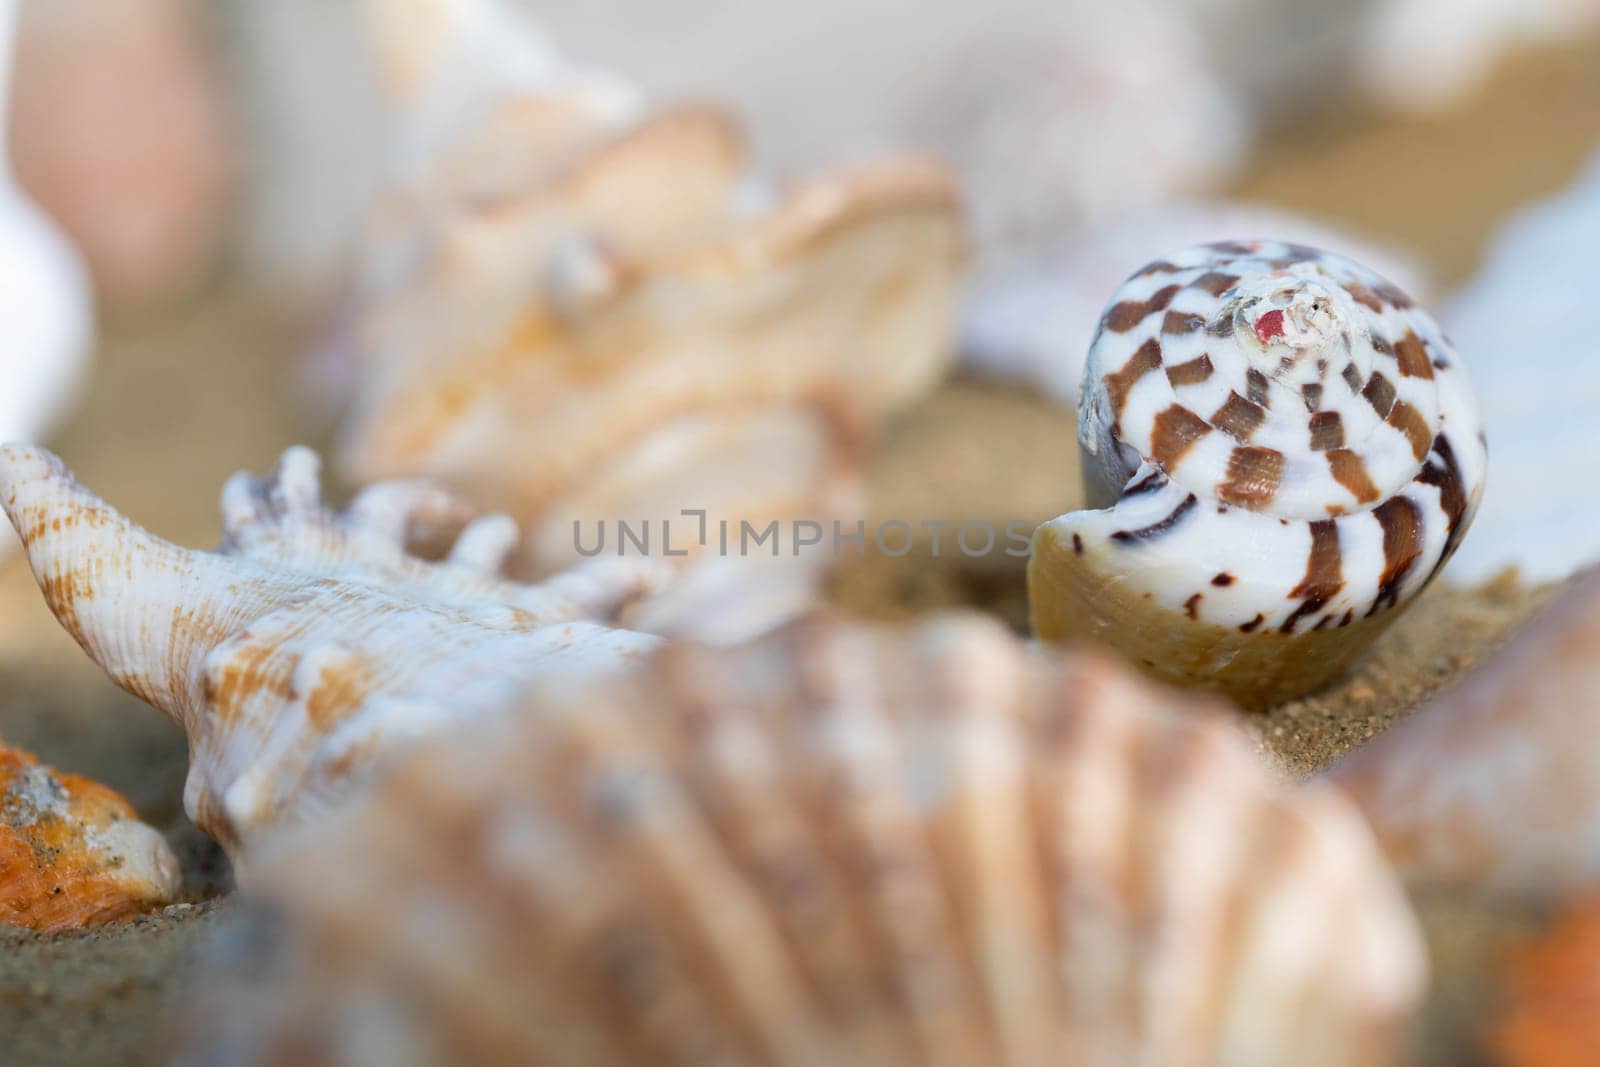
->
{"left": 1326, "top": 565, "right": 1600, "bottom": 897}
{"left": 0, "top": 0, "right": 93, "bottom": 560}
{"left": 962, "top": 203, "right": 1431, "bottom": 406}
{"left": 11, "top": 0, "right": 232, "bottom": 311}
{"left": 331, "top": 80, "right": 963, "bottom": 629}
{"left": 174, "top": 615, "right": 1424, "bottom": 1066}
{"left": 1030, "top": 240, "right": 1486, "bottom": 710}
{"left": 1, "top": 736, "right": 178, "bottom": 932}
{"left": 1487, "top": 888, "right": 1600, "bottom": 1067}
{"left": 0, "top": 443, "right": 665, "bottom": 867}
{"left": 1441, "top": 148, "right": 1600, "bottom": 584}
{"left": 894, "top": 3, "right": 1247, "bottom": 261}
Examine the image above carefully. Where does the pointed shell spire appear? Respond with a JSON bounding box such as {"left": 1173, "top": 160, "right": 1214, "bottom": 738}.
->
{"left": 0, "top": 443, "right": 665, "bottom": 867}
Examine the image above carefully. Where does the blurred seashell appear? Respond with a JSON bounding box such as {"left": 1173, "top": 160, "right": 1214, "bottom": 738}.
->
{"left": 1356, "top": 0, "right": 1600, "bottom": 113}
{"left": 1327, "top": 566, "right": 1600, "bottom": 896}
{"left": 0, "top": 444, "right": 664, "bottom": 866}
{"left": 1487, "top": 888, "right": 1600, "bottom": 1067}
{"left": 1443, "top": 149, "right": 1600, "bottom": 584}
{"left": 334, "top": 118, "right": 963, "bottom": 590}
{"left": 11, "top": 0, "right": 232, "bottom": 311}
{"left": 963, "top": 203, "right": 1431, "bottom": 405}
{"left": 176, "top": 616, "right": 1425, "bottom": 1066}
{"left": 0, "top": 0, "right": 92, "bottom": 563}
{"left": 1, "top": 737, "right": 178, "bottom": 932}
{"left": 1031, "top": 240, "right": 1485, "bottom": 709}
{"left": 897, "top": 2, "right": 1248, "bottom": 261}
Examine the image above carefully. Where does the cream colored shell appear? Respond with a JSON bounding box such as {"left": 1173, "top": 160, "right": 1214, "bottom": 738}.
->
{"left": 0, "top": 444, "right": 664, "bottom": 868}
{"left": 326, "top": 51, "right": 965, "bottom": 601}
{"left": 1031, "top": 240, "right": 1486, "bottom": 709}
{"left": 1328, "top": 565, "right": 1600, "bottom": 897}
{"left": 175, "top": 616, "right": 1424, "bottom": 1066}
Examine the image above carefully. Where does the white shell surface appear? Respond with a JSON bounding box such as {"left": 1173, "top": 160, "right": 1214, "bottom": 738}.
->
{"left": 174, "top": 616, "right": 1425, "bottom": 1067}
{"left": 1046, "top": 239, "right": 1485, "bottom": 635}
{"left": 0, "top": 444, "right": 664, "bottom": 866}
{"left": 961, "top": 204, "right": 1430, "bottom": 406}
{"left": 1443, "top": 150, "right": 1600, "bottom": 584}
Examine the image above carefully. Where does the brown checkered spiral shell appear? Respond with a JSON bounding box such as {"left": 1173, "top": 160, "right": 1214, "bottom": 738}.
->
{"left": 1032, "top": 240, "right": 1486, "bottom": 708}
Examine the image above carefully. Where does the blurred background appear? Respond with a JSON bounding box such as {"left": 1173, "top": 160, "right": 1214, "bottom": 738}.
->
{"left": 0, "top": 3, "right": 1598, "bottom": 1062}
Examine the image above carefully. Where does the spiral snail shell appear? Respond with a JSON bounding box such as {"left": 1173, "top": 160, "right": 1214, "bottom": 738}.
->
{"left": 1031, "top": 240, "right": 1486, "bottom": 709}
{"left": 173, "top": 616, "right": 1424, "bottom": 1066}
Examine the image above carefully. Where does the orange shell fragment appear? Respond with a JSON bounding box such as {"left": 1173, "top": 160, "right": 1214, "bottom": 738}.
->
{"left": 1490, "top": 891, "right": 1600, "bottom": 1067}
{"left": 0, "top": 739, "right": 180, "bottom": 933}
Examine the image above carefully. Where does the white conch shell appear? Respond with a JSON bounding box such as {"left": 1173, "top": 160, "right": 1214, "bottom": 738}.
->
{"left": 0, "top": 0, "right": 92, "bottom": 559}
{"left": 1327, "top": 565, "right": 1600, "bottom": 897}
{"left": 173, "top": 615, "right": 1424, "bottom": 1066}
{"left": 962, "top": 203, "right": 1431, "bottom": 405}
{"left": 1030, "top": 240, "right": 1486, "bottom": 709}
{"left": 1443, "top": 147, "right": 1600, "bottom": 584}
{"left": 0, "top": 443, "right": 664, "bottom": 866}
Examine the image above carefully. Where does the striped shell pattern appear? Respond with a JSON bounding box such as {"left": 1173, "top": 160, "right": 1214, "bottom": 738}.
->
{"left": 1032, "top": 240, "right": 1486, "bottom": 708}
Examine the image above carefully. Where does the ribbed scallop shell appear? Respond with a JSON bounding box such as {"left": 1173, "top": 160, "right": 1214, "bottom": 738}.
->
{"left": 1328, "top": 565, "right": 1600, "bottom": 897}
{"left": 1, "top": 738, "right": 178, "bottom": 932}
{"left": 0, "top": 444, "right": 663, "bottom": 867}
{"left": 174, "top": 616, "right": 1425, "bottom": 1067}
{"left": 1031, "top": 239, "right": 1486, "bottom": 709}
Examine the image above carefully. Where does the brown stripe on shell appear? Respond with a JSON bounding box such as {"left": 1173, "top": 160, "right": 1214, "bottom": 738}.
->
{"left": 1417, "top": 434, "right": 1471, "bottom": 577}
{"left": 1386, "top": 400, "right": 1431, "bottom": 461}
{"left": 1110, "top": 494, "right": 1198, "bottom": 544}
{"left": 1375, "top": 283, "right": 1414, "bottom": 308}
{"left": 1103, "top": 284, "right": 1182, "bottom": 332}
{"left": 1102, "top": 338, "right": 1164, "bottom": 423}
{"left": 1393, "top": 331, "right": 1435, "bottom": 379}
{"left": 1191, "top": 271, "right": 1239, "bottom": 297}
{"left": 1208, "top": 241, "right": 1254, "bottom": 256}
{"left": 1239, "top": 613, "right": 1265, "bottom": 633}
{"left": 1150, "top": 405, "right": 1212, "bottom": 468}
{"left": 1164, "top": 354, "right": 1214, "bottom": 387}
{"left": 1370, "top": 334, "right": 1393, "bottom": 357}
{"left": 1216, "top": 446, "right": 1284, "bottom": 510}
{"left": 1137, "top": 259, "right": 1183, "bottom": 277}
{"left": 1369, "top": 496, "right": 1423, "bottom": 616}
{"left": 1309, "top": 411, "right": 1345, "bottom": 452}
{"left": 1302, "top": 383, "right": 1323, "bottom": 411}
{"left": 1184, "top": 593, "right": 1203, "bottom": 619}
{"left": 1246, "top": 368, "right": 1271, "bottom": 407}
{"left": 1342, "top": 364, "right": 1363, "bottom": 393}
{"left": 1162, "top": 311, "right": 1206, "bottom": 335}
{"left": 1343, "top": 282, "right": 1383, "bottom": 312}
{"left": 1327, "top": 449, "right": 1380, "bottom": 504}
{"left": 1123, "top": 469, "right": 1169, "bottom": 497}
{"left": 1282, "top": 520, "right": 1344, "bottom": 634}
{"left": 1210, "top": 314, "right": 1235, "bottom": 339}
{"left": 1211, "top": 392, "right": 1267, "bottom": 443}
{"left": 1362, "top": 372, "right": 1396, "bottom": 418}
